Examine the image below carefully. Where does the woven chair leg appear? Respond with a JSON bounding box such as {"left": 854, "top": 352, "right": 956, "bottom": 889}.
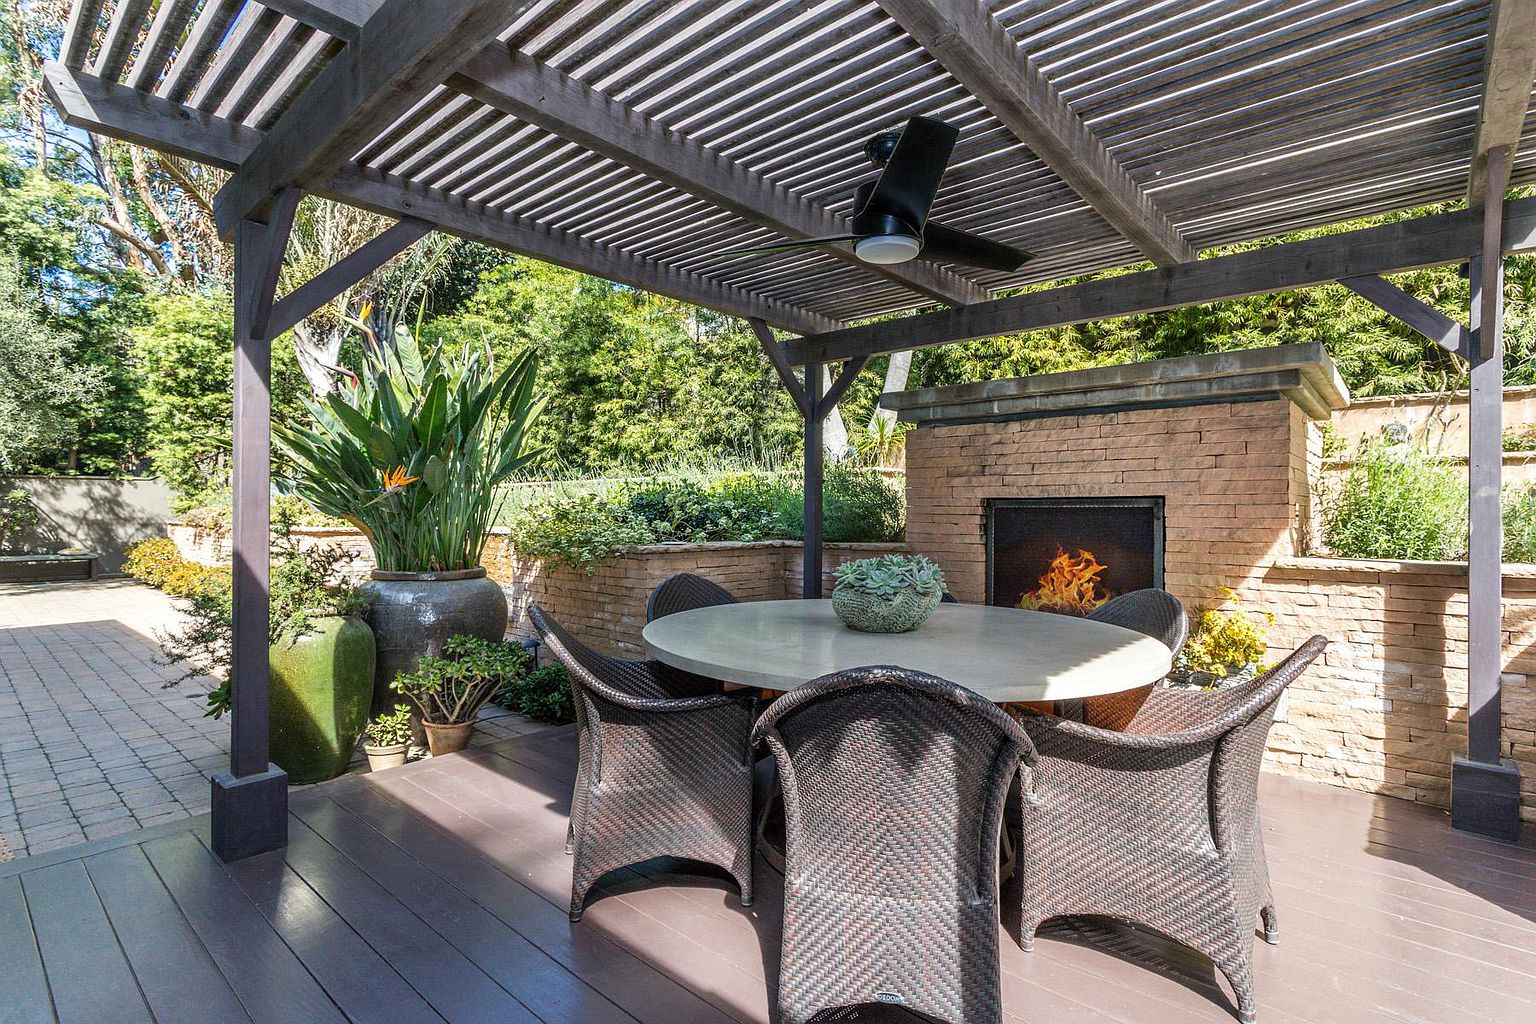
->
{"left": 565, "top": 818, "right": 576, "bottom": 856}
{"left": 1260, "top": 905, "right": 1279, "bottom": 945}
{"left": 1214, "top": 949, "right": 1257, "bottom": 1023}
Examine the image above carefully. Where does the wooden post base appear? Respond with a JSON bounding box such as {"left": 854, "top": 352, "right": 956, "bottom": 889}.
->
{"left": 210, "top": 764, "right": 288, "bottom": 861}
{"left": 1451, "top": 758, "right": 1522, "bottom": 843}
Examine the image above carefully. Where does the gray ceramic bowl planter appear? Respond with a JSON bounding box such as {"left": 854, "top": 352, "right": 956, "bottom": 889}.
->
{"left": 363, "top": 567, "right": 509, "bottom": 736}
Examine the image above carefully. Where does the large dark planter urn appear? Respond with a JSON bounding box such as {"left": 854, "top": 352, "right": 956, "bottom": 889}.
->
{"left": 268, "top": 615, "right": 376, "bottom": 785}
{"left": 362, "top": 567, "right": 509, "bottom": 717}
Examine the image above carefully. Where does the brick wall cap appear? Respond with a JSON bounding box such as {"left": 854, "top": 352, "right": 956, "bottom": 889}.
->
{"left": 1275, "top": 555, "right": 1536, "bottom": 580}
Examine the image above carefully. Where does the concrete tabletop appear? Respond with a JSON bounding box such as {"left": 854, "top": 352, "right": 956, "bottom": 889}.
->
{"left": 642, "top": 599, "right": 1172, "bottom": 702}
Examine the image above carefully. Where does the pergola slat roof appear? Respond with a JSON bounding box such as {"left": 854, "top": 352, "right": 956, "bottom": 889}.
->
{"left": 46, "top": 0, "right": 1536, "bottom": 333}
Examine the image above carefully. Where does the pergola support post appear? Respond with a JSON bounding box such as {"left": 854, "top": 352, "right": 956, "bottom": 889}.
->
{"left": 750, "top": 318, "right": 869, "bottom": 598}
{"left": 212, "top": 188, "right": 300, "bottom": 863}
{"left": 1453, "top": 147, "right": 1521, "bottom": 842}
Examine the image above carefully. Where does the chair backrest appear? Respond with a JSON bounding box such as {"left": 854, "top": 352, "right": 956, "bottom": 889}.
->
{"left": 1087, "top": 588, "right": 1188, "bottom": 656}
{"left": 646, "top": 572, "right": 739, "bottom": 622}
{"left": 752, "top": 666, "right": 1033, "bottom": 901}
{"left": 528, "top": 604, "right": 674, "bottom": 704}
{"left": 1208, "top": 635, "right": 1327, "bottom": 845}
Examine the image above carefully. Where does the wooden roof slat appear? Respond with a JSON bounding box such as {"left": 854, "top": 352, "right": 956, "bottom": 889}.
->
{"left": 875, "top": 0, "right": 1196, "bottom": 267}
{"left": 449, "top": 46, "right": 989, "bottom": 307}
{"left": 212, "top": 0, "right": 528, "bottom": 234}
{"left": 59, "top": 0, "right": 106, "bottom": 69}
{"left": 158, "top": 0, "right": 243, "bottom": 103}
{"left": 1469, "top": 0, "right": 1536, "bottom": 203}
{"left": 216, "top": 17, "right": 310, "bottom": 123}
{"left": 188, "top": 7, "right": 282, "bottom": 112}
{"left": 92, "top": 0, "right": 156, "bottom": 82}
{"left": 125, "top": 0, "right": 202, "bottom": 92}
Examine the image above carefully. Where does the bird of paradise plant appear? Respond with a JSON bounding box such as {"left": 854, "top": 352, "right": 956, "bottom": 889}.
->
{"left": 274, "top": 311, "right": 544, "bottom": 573}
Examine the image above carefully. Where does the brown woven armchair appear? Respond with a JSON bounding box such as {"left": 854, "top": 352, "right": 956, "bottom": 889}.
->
{"left": 1015, "top": 636, "right": 1328, "bottom": 1024}
{"left": 752, "top": 665, "right": 1035, "bottom": 1024}
{"left": 1081, "top": 588, "right": 1189, "bottom": 729}
{"left": 646, "top": 571, "right": 740, "bottom": 622}
{"left": 528, "top": 604, "right": 757, "bottom": 921}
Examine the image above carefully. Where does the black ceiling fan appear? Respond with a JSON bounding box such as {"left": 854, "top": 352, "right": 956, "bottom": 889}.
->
{"left": 721, "top": 116, "right": 1032, "bottom": 273}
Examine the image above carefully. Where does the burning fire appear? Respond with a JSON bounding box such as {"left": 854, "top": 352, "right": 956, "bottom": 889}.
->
{"left": 1018, "top": 547, "right": 1113, "bottom": 615}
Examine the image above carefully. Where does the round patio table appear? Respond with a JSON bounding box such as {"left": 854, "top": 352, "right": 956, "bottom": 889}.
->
{"left": 641, "top": 598, "right": 1172, "bottom": 701}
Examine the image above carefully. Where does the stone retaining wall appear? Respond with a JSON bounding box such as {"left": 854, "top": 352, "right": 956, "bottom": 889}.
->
{"left": 1252, "top": 558, "right": 1535, "bottom": 821}
{"left": 487, "top": 540, "right": 907, "bottom": 656}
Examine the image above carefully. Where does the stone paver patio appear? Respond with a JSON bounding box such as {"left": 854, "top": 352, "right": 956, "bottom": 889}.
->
{"left": 0, "top": 579, "right": 549, "bottom": 861}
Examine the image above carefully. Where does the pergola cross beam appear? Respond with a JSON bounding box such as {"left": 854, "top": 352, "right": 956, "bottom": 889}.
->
{"left": 43, "top": 64, "right": 843, "bottom": 336}
{"left": 876, "top": 0, "right": 1195, "bottom": 267}
{"left": 213, "top": 0, "right": 524, "bottom": 235}
{"left": 785, "top": 197, "right": 1536, "bottom": 364}
{"left": 1340, "top": 276, "right": 1471, "bottom": 356}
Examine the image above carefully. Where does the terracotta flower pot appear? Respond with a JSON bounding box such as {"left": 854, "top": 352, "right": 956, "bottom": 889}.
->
{"left": 363, "top": 742, "right": 409, "bottom": 772}
{"left": 423, "top": 720, "right": 475, "bottom": 757}
{"left": 268, "top": 615, "right": 376, "bottom": 785}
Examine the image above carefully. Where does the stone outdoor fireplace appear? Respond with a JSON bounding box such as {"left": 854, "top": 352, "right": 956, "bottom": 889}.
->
{"left": 887, "top": 344, "right": 1348, "bottom": 610}
{"left": 986, "top": 497, "right": 1164, "bottom": 613}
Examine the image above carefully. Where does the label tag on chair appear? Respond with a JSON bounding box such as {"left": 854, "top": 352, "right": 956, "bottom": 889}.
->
{"left": 874, "top": 992, "right": 905, "bottom": 1004}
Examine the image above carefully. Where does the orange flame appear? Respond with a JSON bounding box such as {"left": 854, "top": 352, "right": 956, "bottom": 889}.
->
{"left": 1018, "top": 547, "right": 1112, "bottom": 616}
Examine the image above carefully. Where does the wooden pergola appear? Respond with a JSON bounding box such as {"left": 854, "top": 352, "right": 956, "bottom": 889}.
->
{"left": 43, "top": 0, "right": 1536, "bottom": 857}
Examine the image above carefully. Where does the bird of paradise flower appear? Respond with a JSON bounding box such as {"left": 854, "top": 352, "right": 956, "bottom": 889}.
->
{"left": 379, "top": 466, "right": 418, "bottom": 494}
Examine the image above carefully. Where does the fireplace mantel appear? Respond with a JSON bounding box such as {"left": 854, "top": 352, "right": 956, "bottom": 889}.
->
{"left": 882, "top": 343, "right": 1349, "bottom": 426}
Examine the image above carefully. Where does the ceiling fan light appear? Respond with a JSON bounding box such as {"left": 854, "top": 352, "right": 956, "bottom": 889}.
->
{"left": 854, "top": 234, "right": 922, "bottom": 264}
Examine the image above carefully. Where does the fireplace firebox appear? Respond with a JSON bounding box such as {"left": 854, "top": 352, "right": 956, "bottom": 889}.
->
{"left": 985, "top": 497, "right": 1164, "bottom": 615}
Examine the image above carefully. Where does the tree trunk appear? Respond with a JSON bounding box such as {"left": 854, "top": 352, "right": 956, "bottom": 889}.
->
{"left": 820, "top": 365, "right": 852, "bottom": 461}
{"left": 868, "top": 349, "right": 913, "bottom": 431}
{"left": 292, "top": 321, "right": 347, "bottom": 397}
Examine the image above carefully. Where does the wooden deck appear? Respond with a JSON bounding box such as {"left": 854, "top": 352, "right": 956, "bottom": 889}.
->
{"left": 3, "top": 725, "right": 1534, "bottom": 1024}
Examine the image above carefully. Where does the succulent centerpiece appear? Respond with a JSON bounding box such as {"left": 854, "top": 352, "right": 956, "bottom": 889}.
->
{"left": 831, "top": 554, "right": 946, "bottom": 634}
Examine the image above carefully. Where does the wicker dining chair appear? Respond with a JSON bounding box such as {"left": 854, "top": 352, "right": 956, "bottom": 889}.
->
{"left": 752, "top": 665, "right": 1035, "bottom": 1024}
{"left": 1080, "top": 588, "right": 1189, "bottom": 730}
{"left": 528, "top": 604, "right": 757, "bottom": 921}
{"left": 1015, "top": 635, "right": 1328, "bottom": 1024}
{"left": 646, "top": 571, "right": 740, "bottom": 622}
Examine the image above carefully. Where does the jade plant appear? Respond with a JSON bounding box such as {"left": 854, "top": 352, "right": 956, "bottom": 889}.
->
{"left": 366, "top": 704, "right": 414, "bottom": 748}
{"left": 833, "top": 554, "right": 945, "bottom": 599}
{"left": 392, "top": 634, "right": 529, "bottom": 725}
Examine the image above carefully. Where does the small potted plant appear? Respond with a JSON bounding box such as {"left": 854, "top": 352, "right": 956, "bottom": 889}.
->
{"left": 363, "top": 704, "right": 413, "bottom": 771}
{"left": 831, "top": 554, "right": 947, "bottom": 634}
{"left": 1170, "top": 589, "right": 1277, "bottom": 701}
{"left": 392, "top": 634, "right": 529, "bottom": 756}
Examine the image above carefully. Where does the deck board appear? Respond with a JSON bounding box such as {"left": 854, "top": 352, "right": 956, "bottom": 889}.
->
{"left": 21, "top": 860, "right": 152, "bottom": 1024}
{"left": 3, "top": 726, "right": 1534, "bottom": 1024}
{"left": 84, "top": 845, "right": 252, "bottom": 1024}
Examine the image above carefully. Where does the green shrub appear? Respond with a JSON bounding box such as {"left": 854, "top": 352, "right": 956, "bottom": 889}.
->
{"left": 0, "top": 488, "right": 38, "bottom": 551}
{"left": 495, "top": 661, "right": 576, "bottom": 725}
{"left": 1504, "top": 425, "right": 1536, "bottom": 452}
{"left": 1320, "top": 437, "right": 1467, "bottom": 560}
{"left": 124, "top": 538, "right": 182, "bottom": 587}
{"left": 505, "top": 466, "right": 905, "bottom": 570}
{"left": 1505, "top": 485, "right": 1536, "bottom": 564}
{"left": 772, "top": 466, "right": 906, "bottom": 544}
{"left": 176, "top": 492, "right": 347, "bottom": 536}
{"left": 1175, "top": 589, "right": 1274, "bottom": 684}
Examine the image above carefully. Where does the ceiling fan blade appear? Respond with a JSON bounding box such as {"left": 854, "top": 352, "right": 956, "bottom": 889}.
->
{"left": 715, "top": 234, "right": 859, "bottom": 258}
{"left": 919, "top": 222, "right": 1033, "bottom": 273}
{"left": 859, "top": 116, "right": 958, "bottom": 233}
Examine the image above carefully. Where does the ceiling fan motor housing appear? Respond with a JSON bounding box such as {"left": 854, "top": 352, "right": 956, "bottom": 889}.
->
{"left": 852, "top": 179, "right": 923, "bottom": 263}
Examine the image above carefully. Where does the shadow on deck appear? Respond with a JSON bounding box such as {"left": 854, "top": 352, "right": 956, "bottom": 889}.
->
{"left": 2, "top": 725, "right": 1533, "bottom": 1024}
